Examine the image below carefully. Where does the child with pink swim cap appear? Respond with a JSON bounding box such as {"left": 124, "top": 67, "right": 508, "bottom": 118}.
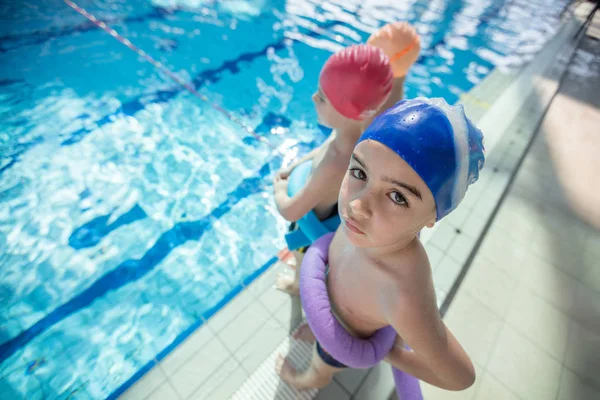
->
{"left": 273, "top": 22, "right": 421, "bottom": 294}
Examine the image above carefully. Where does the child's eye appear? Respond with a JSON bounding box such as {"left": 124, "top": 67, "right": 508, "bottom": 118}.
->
{"left": 388, "top": 191, "right": 408, "bottom": 207}
{"left": 349, "top": 168, "right": 366, "bottom": 180}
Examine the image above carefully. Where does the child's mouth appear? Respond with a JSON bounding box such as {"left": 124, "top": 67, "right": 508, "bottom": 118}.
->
{"left": 344, "top": 218, "right": 365, "bottom": 235}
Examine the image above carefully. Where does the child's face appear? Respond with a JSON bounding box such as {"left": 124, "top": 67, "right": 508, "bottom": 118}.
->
{"left": 312, "top": 87, "right": 353, "bottom": 129}
{"left": 338, "top": 140, "right": 437, "bottom": 248}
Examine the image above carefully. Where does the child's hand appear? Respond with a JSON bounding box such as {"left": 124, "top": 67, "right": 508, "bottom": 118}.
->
{"left": 273, "top": 174, "right": 294, "bottom": 219}
{"left": 273, "top": 173, "right": 289, "bottom": 195}
{"left": 277, "top": 166, "right": 294, "bottom": 180}
{"left": 368, "top": 22, "right": 420, "bottom": 78}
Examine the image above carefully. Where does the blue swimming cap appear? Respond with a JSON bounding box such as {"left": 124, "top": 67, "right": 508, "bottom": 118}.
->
{"left": 357, "top": 98, "right": 485, "bottom": 220}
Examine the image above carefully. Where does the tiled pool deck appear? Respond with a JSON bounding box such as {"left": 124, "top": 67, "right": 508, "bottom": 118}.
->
{"left": 121, "top": 3, "right": 599, "bottom": 399}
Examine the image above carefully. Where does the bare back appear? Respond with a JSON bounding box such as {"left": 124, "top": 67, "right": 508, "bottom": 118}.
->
{"left": 326, "top": 228, "right": 436, "bottom": 338}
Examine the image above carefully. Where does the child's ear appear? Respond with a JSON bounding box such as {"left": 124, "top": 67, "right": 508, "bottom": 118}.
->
{"left": 425, "top": 210, "right": 436, "bottom": 228}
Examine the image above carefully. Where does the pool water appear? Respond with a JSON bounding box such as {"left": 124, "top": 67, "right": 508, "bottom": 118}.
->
{"left": 0, "top": 0, "right": 568, "bottom": 398}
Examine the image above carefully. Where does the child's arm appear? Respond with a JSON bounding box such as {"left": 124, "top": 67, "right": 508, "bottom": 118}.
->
{"left": 277, "top": 134, "right": 335, "bottom": 179}
{"left": 273, "top": 147, "right": 341, "bottom": 222}
{"left": 383, "top": 285, "right": 475, "bottom": 391}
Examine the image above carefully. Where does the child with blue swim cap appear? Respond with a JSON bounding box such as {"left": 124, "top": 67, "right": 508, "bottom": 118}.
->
{"left": 274, "top": 22, "right": 421, "bottom": 294}
{"left": 277, "top": 98, "right": 484, "bottom": 393}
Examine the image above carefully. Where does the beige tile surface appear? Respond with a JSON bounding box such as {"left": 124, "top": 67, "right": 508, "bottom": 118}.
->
{"left": 505, "top": 285, "right": 572, "bottom": 362}
{"left": 444, "top": 292, "right": 504, "bottom": 367}
{"left": 564, "top": 322, "right": 600, "bottom": 388}
{"left": 520, "top": 251, "right": 579, "bottom": 316}
{"left": 235, "top": 318, "right": 288, "bottom": 373}
{"left": 557, "top": 368, "right": 600, "bottom": 400}
{"left": 473, "top": 373, "right": 520, "bottom": 400}
{"left": 146, "top": 381, "right": 181, "bottom": 400}
{"left": 315, "top": 380, "right": 350, "bottom": 400}
{"left": 189, "top": 358, "right": 248, "bottom": 400}
{"left": 160, "top": 325, "right": 214, "bottom": 376}
{"left": 487, "top": 325, "right": 562, "bottom": 400}
{"left": 352, "top": 363, "right": 395, "bottom": 400}
{"left": 168, "top": 337, "right": 230, "bottom": 399}
{"left": 218, "top": 300, "right": 271, "bottom": 354}
{"left": 333, "top": 368, "right": 370, "bottom": 395}
{"left": 462, "top": 257, "right": 518, "bottom": 318}
{"left": 119, "top": 364, "right": 167, "bottom": 400}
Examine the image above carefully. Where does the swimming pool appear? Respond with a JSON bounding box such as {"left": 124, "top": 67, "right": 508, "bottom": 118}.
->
{"left": 0, "top": 0, "right": 569, "bottom": 398}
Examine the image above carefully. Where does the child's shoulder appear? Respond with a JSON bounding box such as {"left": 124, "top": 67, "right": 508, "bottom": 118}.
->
{"left": 387, "top": 239, "right": 433, "bottom": 292}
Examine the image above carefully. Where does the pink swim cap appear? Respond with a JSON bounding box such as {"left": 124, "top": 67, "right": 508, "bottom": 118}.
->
{"left": 319, "top": 44, "right": 393, "bottom": 120}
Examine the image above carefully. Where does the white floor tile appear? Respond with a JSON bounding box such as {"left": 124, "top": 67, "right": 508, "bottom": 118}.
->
{"left": 489, "top": 171, "right": 511, "bottom": 198}
{"left": 235, "top": 318, "right": 288, "bottom": 373}
{"left": 584, "top": 232, "right": 600, "bottom": 259}
{"left": 169, "top": 337, "right": 230, "bottom": 399}
{"left": 146, "top": 381, "right": 180, "bottom": 400}
{"left": 315, "top": 380, "right": 350, "bottom": 400}
{"left": 510, "top": 180, "right": 544, "bottom": 205}
{"left": 207, "top": 289, "right": 258, "bottom": 333}
{"left": 459, "top": 186, "right": 484, "bottom": 211}
{"left": 423, "top": 243, "right": 445, "bottom": 271}
{"left": 120, "top": 364, "right": 166, "bottom": 400}
{"left": 434, "top": 256, "right": 463, "bottom": 293}
{"left": 540, "top": 207, "right": 589, "bottom": 244}
{"left": 498, "top": 150, "right": 520, "bottom": 172}
{"left": 247, "top": 262, "right": 286, "bottom": 297}
{"left": 189, "top": 358, "right": 248, "bottom": 400}
{"left": 353, "top": 363, "right": 395, "bottom": 400}
{"left": 273, "top": 295, "right": 304, "bottom": 331}
{"left": 334, "top": 368, "right": 370, "bottom": 394}
{"left": 447, "top": 234, "right": 476, "bottom": 266}
{"left": 462, "top": 257, "right": 517, "bottom": 318}
{"left": 445, "top": 203, "right": 472, "bottom": 229}
{"left": 476, "top": 232, "right": 527, "bottom": 278}
{"left": 487, "top": 325, "right": 562, "bottom": 400}
{"left": 218, "top": 300, "right": 271, "bottom": 353}
{"left": 572, "top": 282, "right": 600, "bottom": 334}
{"left": 501, "top": 195, "right": 538, "bottom": 219}
{"left": 564, "top": 322, "right": 600, "bottom": 388}
{"left": 444, "top": 292, "right": 504, "bottom": 367}
{"left": 160, "top": 325, "right": 214, "bottom": 376}
{"left": 473, "top": 373, "right": 520, "bottom": 400}
{"left": 530, "top": 229, "right": 586, "bottom": 280}
{"left": 460, "top": 213, "right": 488, "bottom": 243}
{"left": 557, "top": 368, "right": 600, "bottom": 400}
{"left": 582, "top": 249, "right": 600, "bottom": 293}
{"left": 520, "top": 252, "right": 579, "bottom": 316}
{"left": 472, "top": 193, "right": 498, "bottom": 220}
{"left": 505, "top": 285, "right": 572, "bottom": 362}
{"left": 431, "top": 223, "right": 460, "bottom": 252}
{"left": 491, "top": 204, "right": 539, "bottom": 243}
{"left": 258, "top": 284, "right": 291, "bottom": 314}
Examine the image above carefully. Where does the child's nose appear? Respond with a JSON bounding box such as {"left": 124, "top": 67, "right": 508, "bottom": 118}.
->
{"left": 311, "top": 92, "right": 319, "bottom": 103}
{"left": 349, "top": 196, "right": 372, "bottom": 219}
